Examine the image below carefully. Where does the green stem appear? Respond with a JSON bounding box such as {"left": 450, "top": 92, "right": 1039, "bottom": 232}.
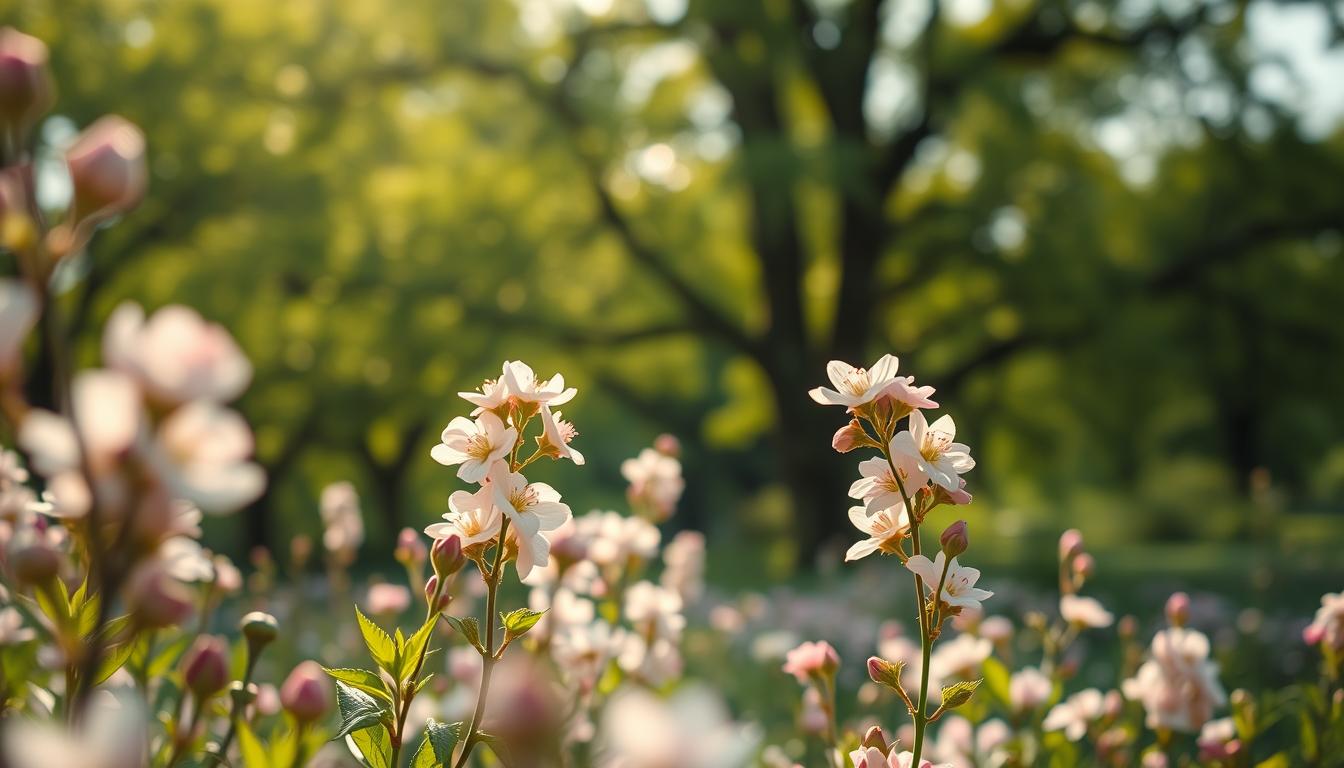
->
{"left": 453, "top": 516, "right": 510, "bottom": 768}
{"left": 389, "top": 578, "right": 447, "bottom": 767}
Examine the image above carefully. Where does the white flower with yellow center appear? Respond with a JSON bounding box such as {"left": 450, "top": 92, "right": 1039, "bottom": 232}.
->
{"left": 431, "top": 411, "right": 517, "bottom": 484}
{"left": 905, "top": 551, "right": 993, "bottom": 611}
{"left": 845, "top": 504, "right": 911, "bottom": 561}
{"left": 487, "top": 463, "right": 571, "bottom": 579}
{"left": 425, "top": 485, "right": 503, "bottom": 549}
{"left": 889, "top": 410, "right": 975, "bottom": 492}
{"left": 849, "top": 454, "right": 923, "bottom": 514}
{"left": 808, "top": 354, "right": 903, "bottom": 408}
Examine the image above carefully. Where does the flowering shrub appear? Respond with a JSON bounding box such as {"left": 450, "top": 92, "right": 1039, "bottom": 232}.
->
{"left": 0, "top": 26, "right": 1342, "bottom": 768}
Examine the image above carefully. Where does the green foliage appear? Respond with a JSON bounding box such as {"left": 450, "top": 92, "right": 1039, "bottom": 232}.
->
{"left": 334, "top": 681, "right": 391, "bottom": 740}
{"left": 354, "top": 607, "right": 397, "bottom": 674}
{"left": 323, "top": 667, "right": 393, "bottom": 705}
{"left": 350, "top": 725, "right": 393, "bottom": 768}
{"left": 411, "top": 720, "right": 462, "bottom": 768}
{"left": 939, "top": 679, "right": 982, "bottom": 710}
{"left": 444, "top": 616, "right": 483, "bottom": 655}
{"left": 500, "top": 608, "right": 545, "bottom": 640}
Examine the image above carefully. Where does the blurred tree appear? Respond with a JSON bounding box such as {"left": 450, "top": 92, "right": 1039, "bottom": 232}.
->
{"left": 6, "top": 0, "right": 1343, "bottom": 565}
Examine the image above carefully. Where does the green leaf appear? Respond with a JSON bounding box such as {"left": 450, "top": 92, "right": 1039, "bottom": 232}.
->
{"left": 349, "top": 725, "right": 393, "bottom": 768}
{"left": 866, "top": 656, "right": 906, "bottom": 693}
{"left": 237, "top": 720, "right": 271, "bottom": 768}
{"left": 401, "top": 615, "right": 439, "bottom": 683}
{"left": 334, "top": 681, "right": 391, "bottom": 740}
{"left": 443, "top": 616, "right": 482, "bottom": 653}
{"left": 323, "top": 667, "right": 394, "bottom": 704}
{"left": 147, "top": 635, "right": 194, "bottom": 678}
{"left": 411, "top": 736, "right": 436, "bottom": 768}
{"left": 940, "top": 679, "right": 982, "bottom": 710}
{"left": 426, "top": 719, "right": 462, "bottom": 762}
{"left": 1255, "top": 755, "right": 1291, "bottom": 768}
{"left": 92, "top": 618, "right": 141, "bottom": 685}
{"left": 354, "top": 607, "right": 397, "bottom": 673}
{"left": 500, "top": 608, "right": 544, "bottom": 639}
{"left": 980, "top": 657, "right": 1011, "bottom": 708}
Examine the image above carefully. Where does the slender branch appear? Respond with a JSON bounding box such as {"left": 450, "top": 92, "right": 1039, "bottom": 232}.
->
{"left": 453, "top": 516, "right": 510, "bottom": 768}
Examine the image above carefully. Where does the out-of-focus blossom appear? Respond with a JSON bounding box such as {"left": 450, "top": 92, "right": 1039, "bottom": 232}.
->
{"left": 798, "top": 686, "right": 829, "bottom": 734}
{"left": 0, "top": 279, "right": 37, "bottom": 378}
{"left": 150, "top": 400, "right": 265, "bottom": 513}
{"left": 182, "top": 635, "right": 230, "bottom": 698}
{"left": 850, "top": 747, "right": 952, "bottom": 768}
{"left": 102, "top": 303, "right": 251, "bottom": 405}
{"left": 1058, "top": 529, "right": 1084, "bottom": 561}
{"left": 1060, "top": 594, "right": 1114, "bottom": 629}
{"left": 889, "top": 411, "right": 974, "bottom": 492}
{"left": 1165, "top": 592, "right": 1191, "bottom": 627}
{"left": 488, "top": 463, "right": 571, "bottom": 579}
{"left": 122, "top": 558, "right": 195, "bottom": 628}
{"left": 661, "top": 530, "right": 705, "bottom": 604}
{"left": 430, "top": 411, "right": 516, "bottom": 483}
{"left": 845, "top": 505, "right": 910, "bottom": 562}
{"left": 1008, "top": 667, "right": 1052, "bottom": 713}
{"left": 619, "top": 634, "right": 683, "bottom": 686}
{"left": 1303, "top": 591, "right": 1344, "bottom": 650}
{"left": 1197, "top": 717, "right": 1241, "bottom": 761}
{"left": 426, "top": 486, "right": 503, "bottom": 554}
{"left": 598, "top": 684, "right": 759, "bottom": 768}
{"left": 624, "top": 581, "right": 686, "bottom": 642}
{"left": 808, "top": 355, "right": 903, "bottom": 409}
{"left": 551, "top": 619, "right": 625, "bottom": 692}
{"left": 0, "top": 606, "right": 35, "bottom": 645}
{"left": 64, "top": 115, "right": 147, "bottom": 226}
{"left": 319, "top": 481, "right": 362, "bottom": 562}
{"left": 366, "top": 583, "right": 411, "bottom": 617}
{"left": 781, "top": 640, "right": 840, "bottom": 684}
{"left": 621, "top": 447, "right": 684, "bottom": 520}
{"left": 1122, "top": 627, "right": 1226, "bottom": 732}
{"left": 1043, "top": 688, "right": 1107, "bottom": 741}
{"left": 211, "top": 553, "right": 242, "bottom": 593}
{"left": 932, "top": 716, "right": 1010, "bottom": 767}
{"left": 158, "top": 536, "right": 214, "bottom": 583}
{"left": 529, "top": 586, "right": 595, "bottom": 639}
{"left": 905, "top": 552, "right": 992, "bottom": 611}
{"left": 2, "top": 695, "right": 147, "bottom": 768}
{"left": 978, "top": 615, "right": 1014, "bottom": 643}
{"left": 0, "top": 27, "right": 54, "bottom": 138}
{"left": 536, "top": 404, "right": 583, "bottom": 465}
{"left": 929, "top": 633, "right": 991, "bottom": 682}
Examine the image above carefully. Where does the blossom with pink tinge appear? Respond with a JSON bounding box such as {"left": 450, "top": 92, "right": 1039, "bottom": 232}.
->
{"left": 809, "top": 355, "right": 905, "bottom": 409}
{"left": 365, "top": 583, "right": 411, "bottom": 617}
{"left": 102, "top": 303, "right": 252, "bottom": 405}
{"left": 1303, "top": 591, "right": 1344, "bottom": 651}
{"left": 905, "top": 552, "right": 993, "bottom": 611}
{"left": 426, "top": 486, "right": 502, "bottom": 554}
{"left": 599, "top": 684, "right": 759, "bottom": 768}
{"left": 0, "top": 27, "right": 54, "bottom": 137}
{"left": 536, "top": 404, "right": 583, "bottom": 465}
{"left": 1043, "top": 688, "right": 1106, "bottom": 741}
{"left": 281, "top": 660, "right": 333, "bottom": 723}
{"left": 621, "top": 447, "right": 684, "bottom": 520}
{"left": 319, "top": 481, "right": 363, "bottom": 560}
{"left": 845, "top": 504, "right": 911, "bottom": 562}
{"left": 889, "top": 411, "right": 975, "bottom": 492}
{"left": 849, "top": 454, "right": 923, "bottom": 515}
{"left": 488, "top": 463, "right": 571, "bottom": 580}
{"left": 1060, "top": 594, "right": 1114, "bottom": 629}
{"left": 1121, "top": 627, "right": 1226, "bottom": 732}
{"left": 782, "top": 640, "right": 840, "bottom": 684}
{"left": 65, "top": 115, "right": 147, "bottom": 225}
{"left": 1197, "top": 717, "right": 1241, "bottom": 761}
{"left": 1008, "top": 667, "right": 1052, "bottom": 712}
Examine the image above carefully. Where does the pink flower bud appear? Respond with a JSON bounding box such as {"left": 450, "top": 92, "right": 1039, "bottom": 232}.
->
{"left": 65, "top": 115, "right": 147, "bottom": 225}
{"left": 1303, "top": 624, "right": 1325, "bottom": 646}
{"left": 782, "top": 640, "right": 839, "bottom": 683}
{"left": 1072, "top": 553, "right": 1095, "bottom": 580}
{"left": 280, "top": 660, "right": 333, "bottom": 723}
{"left": 182, "top": 635, "right": 231, "bottom": 698}
{"left": 653, "top": 433, "right": 681, "bottom": 457}
{"left": 860, "top": 725, "right": 888, "bottom": 752}
{"left": 0, "top": 28, "right": 53, "bottom": 142}
{"left": 394, "top": 527, "right": 426, "bottom": 566}
{"left": 1166, "top": 592, "right": 1190, "bottom": 628}
{"left": 123, "top": 563, "right": 195, "bottom": 628}
{"left": 940, "top": 520, "right": 969, "bottom": 558}
{"left": 431, "top": 534, "right": 465, "bottom": 576}
{"left": 365, "top": 583, "right": 411, "bottom": 617}
{"left": 1058, "top": 529, "right": 1084, "bottom": 561}
{"left": 424, "top": 575, "right": 453, "bottom": 613}
{"left": 831, "top": 420, "right": 870, "bottom": 453}
{"left": 9, "top": 539, "right": 59, "bottom": 586}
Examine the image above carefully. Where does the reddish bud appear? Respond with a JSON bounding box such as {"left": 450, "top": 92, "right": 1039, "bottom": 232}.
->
{"left": 653, "top": 433, "right": 681, "bottom": 458}
{"left": 431, "top": 534, "right": 465, "bottom": 576}
{"left": 1058, "top": 529, "right": 1084, "bottom": 561}
{"left": 123, "top": 563, "right": 195, "bottom": 628}
{"left": 424, "top": 575, "right": 452, "bottom": 613}
{"left": 1072, "top": 553, "right": 1095, "bottom": 580}
{"left": 1166, "top": 592, "right": 1190, "bottom": 628}
{"left": 831, "top": 420, "right": 871, "bottom": 453}
{"left": 0, "top": 28, "right": 53, "bottom": 142}
{"left": 1118, "top": 615, "right": 1138, "bottom": 640}
{"left": 395, "top": 527, "right": 427, "bottom": 566}
{"left": 9, "top": 539, "right": 59, "bottom": 586}
{"left": 940, "top": 520, "right": 969, "bottom": 558}
{"left": 860, "top": 725, "right": 888, "bottom": 752}
{"left": 65, "top": 115, "right": 147, "bottom": 225}
{"left": 182, "top": 635, "right": 231, "bottom": 698}
{"left": 280, "top": 660, "right": 333, "bottom": 723}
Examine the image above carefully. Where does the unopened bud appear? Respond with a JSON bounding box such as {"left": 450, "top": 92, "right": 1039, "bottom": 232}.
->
{"left": 281, "top": 660, "right": 333, "bottom": 723}
{"left": 1072, "top": 553, "right": 1095, "bottom": 580}
{"left": 240, "top": 611, "right": 279, "bottom": 651}
{"left": 182, "top": 635, "right": 231, "bottom": 699}
{"left": 123, "top": 563, "right": 195, "bottom": 628}
{"left": 860, "top": 725, "right": 887, "bottom": 752}
{"left": 0, "top": 28, "right": 53, "bottom": 144}
{"left": 395, "top": 527, "right": 427, "bottom": 566}
{"left": 1058, "top": 529, "right": 1084, "bottom": 561}
{"left": 9, "top": 539, "right": 59, "bottom": 586}
{"left": 1165, "top": 592, "right": 1190, "bottom": 628}
{"left": 424, "top": 575, "right": 452, "bottom": 613}
{"left": 940, "top": 520, "right": 969, "bottom": 558}
{"left": 65, "top": 115, "right": 147, "bottom": 226}
{"left": 431, "top": 534, "right": 465, "bottom": 576}
{"left": 831, "top": 420, "right": 872, "bottom": 453}
{"left": 653, "top": 433, "right": 681, "bottom": 458}
{"left": 1118, "top": 615, "right": 1138, "bottom": 640}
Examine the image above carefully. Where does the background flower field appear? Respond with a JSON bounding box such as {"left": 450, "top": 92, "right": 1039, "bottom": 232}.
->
{"left": 1, "top": 0, "right": 1344, "bottom": 766}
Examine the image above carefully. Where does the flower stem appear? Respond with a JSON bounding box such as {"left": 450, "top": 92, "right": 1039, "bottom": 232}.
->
{"left": 883, "top": 444, "right": 934, "bottom": 765}
{"left": 454, "top": 516, "right": 510, "bottom": 768}
{"left": 389, "top": 578, "right": 447, "bottom": 767}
